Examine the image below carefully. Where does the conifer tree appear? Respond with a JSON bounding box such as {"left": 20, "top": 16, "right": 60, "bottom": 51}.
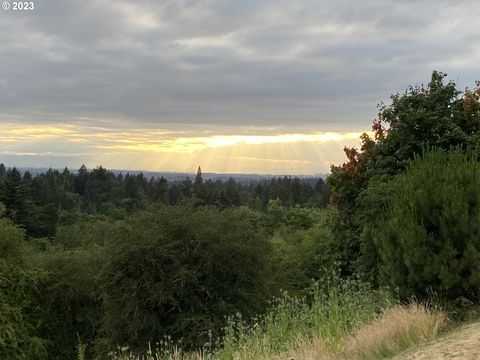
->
{"left": 2, "top": 168, "right": 31, "bottom": 227}
{"left": 0, "top": 164, "right": 6, "bottom": 201}
{"left": 372, "top": 148, "right": 480, "bottom": 301}
{"left": 0, "top": 163, "right": 6, "bottom": 179}
{"left": 74, "top": 165, "right": 88, "bottom": 195}
{"left": 193, "top": 166, "right": 206, "bottom": 201}
{"left": 194, "top": 166, "right": 203, "bottom": 185}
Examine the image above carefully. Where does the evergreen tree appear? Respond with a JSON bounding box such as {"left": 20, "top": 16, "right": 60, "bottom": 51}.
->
{"left": 1, "top": 168, "right": 31, "bottom": 227}
{"left": 74, "top": 165, "right": 88, "bottom": 195}
{"left": 0, "top": 163, "right": 6, "bottom": 179}
{"left": 147, "top": 176, "right": 168, "bottom": 203}
{"left": 223, "top": 177, "right": 241, "bottom": 206}
{"left": 0, "top": 164, "right": 6, "bottom": 201}
{"left": 371, "top": 148, "right": 480, "bottom": 302}
{"left": 194, "top": 166, "right": 203, "bottom": 185}
{"left": 193, "top": 166, "right": 207, "bottom": 202}
{"left": 168, "top": 183, "right": 183, "bottom": 205}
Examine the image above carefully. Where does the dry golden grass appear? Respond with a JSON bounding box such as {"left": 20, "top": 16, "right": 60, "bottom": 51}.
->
{"left": 111, "top": 303, "right": 446, "bottom": 360}
{"left": 275, "top": 303, "right": 446, "bottom": 360}
{"left": 341, "top": 303, "right": 446, "bottom": 359}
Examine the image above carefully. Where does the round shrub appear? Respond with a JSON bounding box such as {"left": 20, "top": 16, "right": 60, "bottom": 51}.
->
{"left": 97, "top": 205, "right": 270, "bottom": 353}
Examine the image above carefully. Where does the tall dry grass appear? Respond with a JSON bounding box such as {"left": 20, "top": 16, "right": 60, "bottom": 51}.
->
{"left": 341, "top": 303, "right": 446, "bottom": 359}
{"left": 276, "top": 303, "right": 446, "bottom": 360}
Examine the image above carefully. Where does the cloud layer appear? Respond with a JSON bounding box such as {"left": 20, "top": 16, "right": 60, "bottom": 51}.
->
{"left": 0, "top": 123, "right": 365, "bottom": 174}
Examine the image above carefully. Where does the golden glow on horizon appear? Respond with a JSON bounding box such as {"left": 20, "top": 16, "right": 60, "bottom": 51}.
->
{"left": 1, "top": 124, "right": 76, "bottom": 141}
{"left": 0, "top": 123, "right": 368, "bottom": 174}
{"left": 96, "top": 132, "right": 366, "bottom": 154}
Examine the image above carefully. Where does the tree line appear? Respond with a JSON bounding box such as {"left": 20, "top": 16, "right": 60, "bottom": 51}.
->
{"left": 0, "top": 163, "right": 329, "bottom": 238}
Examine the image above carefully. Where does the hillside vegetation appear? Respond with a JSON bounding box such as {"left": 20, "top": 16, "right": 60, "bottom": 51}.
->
{"left": 1, "top": 72, "right": 480, "bottom": 359}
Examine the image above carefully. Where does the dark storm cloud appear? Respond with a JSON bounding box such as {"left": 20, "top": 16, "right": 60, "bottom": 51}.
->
{"left": 0, "top": 0, "right": 479, "bottom": 130}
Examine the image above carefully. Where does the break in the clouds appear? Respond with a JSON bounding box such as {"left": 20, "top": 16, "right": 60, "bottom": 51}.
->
{"left": 0, "top": 0, "right": 479, "bottom": 173}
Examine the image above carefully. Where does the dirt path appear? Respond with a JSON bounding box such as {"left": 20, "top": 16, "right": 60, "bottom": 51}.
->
{"left": 394, "top": 323, "right": 480, "bottom": 360}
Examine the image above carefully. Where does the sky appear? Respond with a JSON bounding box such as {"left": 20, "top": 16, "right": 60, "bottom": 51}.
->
{"left": 0, "top": 0, "right": 479, "bottom": 174}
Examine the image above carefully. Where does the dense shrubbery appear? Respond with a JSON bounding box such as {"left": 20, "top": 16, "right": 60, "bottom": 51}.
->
{"left": 328, "top": 72, "right": 480, "bottom": 287}
{"left": 0, "top": 201, "right": 338, "bottom": 359}
{"left": 97, "top": 206, "right": 271, "bottom": 353}
{"left": 34, "top": 246, "right": 104, "bottom": 359}
{"left": 0, "top": 220, "right": 47, "bottom": 360}
{"left": 328, "top": 72, "right": 480, "bottom": 277}
{"left": 266, "top": 204, "right": 339, "bottom": 294}
{"left": 369, "top": 148, "right": 480, "bottom": 301}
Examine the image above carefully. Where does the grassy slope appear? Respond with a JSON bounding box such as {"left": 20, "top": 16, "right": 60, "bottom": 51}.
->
{"left": 393, "top": 322, "right": 480, "bottom": 360}
{"left": 274, "top": 304, "right": 445, "bottom": 360}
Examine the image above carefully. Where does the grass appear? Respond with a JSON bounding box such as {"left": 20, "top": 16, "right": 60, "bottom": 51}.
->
{"left": 271, "top": 304, "right": 445, "bottom": 360}
{"left": 341, "top": 303, "right": 445, "bottom": 359}
{"left": 104, "top": 278, "right": 446, "bottom": 360}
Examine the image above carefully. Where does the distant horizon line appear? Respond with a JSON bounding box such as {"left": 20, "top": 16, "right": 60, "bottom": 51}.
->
{"left": 0, "top": 163, "right": 328, "bottom": 178}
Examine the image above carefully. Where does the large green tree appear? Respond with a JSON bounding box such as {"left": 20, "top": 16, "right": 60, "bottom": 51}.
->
{"left": 327, "top": 72, "right": 480, "bottom": 276}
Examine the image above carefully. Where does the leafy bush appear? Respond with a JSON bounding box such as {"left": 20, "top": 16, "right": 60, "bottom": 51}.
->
{"left": 267, "top": 207, "right": 339, "bottom": 294}
{"left": 0, "top": 219, "right": 47, "bottom": 360}
{"left": 0, "top": 259, "right": 47, "bottom": 360}
{"left": 0, "top": 217, "right": 26, "bottom": 259}
{"left": 97, "top": 205, "right": 271, "bottom": 354}
{"left": 34, "top": 247, "right": 104, "bottom": 360}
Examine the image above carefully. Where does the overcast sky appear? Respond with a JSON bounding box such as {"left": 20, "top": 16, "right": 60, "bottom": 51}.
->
{"left": 0, "top": 0, "right": 479, "bottom": 174}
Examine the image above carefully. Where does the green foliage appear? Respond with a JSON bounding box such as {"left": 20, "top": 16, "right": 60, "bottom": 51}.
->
{"left": 370, "top": 148, "right": 480, "bottom": 301}
{"left": 34, "top": 246, "right": 104, "bottom": 360}
{"left": 0, "top": 259, "right": 47, "bottom": 360}
{"left": 262, "top": 199, "right": 321, "bottom": 231}
{"left": 356, "top": 179, "right": 396, "bottom": 284}
{"left": 76, "top": 338, "right": 88, "bottom": 360}
{"left": 0, "top": 217, "right": 106, "bottom": 360}
{"left": 328, "top": 72, "right": 480, "bottom": 276}
{"left": 108, "top": 275, "right": 394, "bottom": 360}
{"left": 0, "top": 200, "right": 340, "bottom": 359}
{"left": 0, "top": 162, "right": 329, "bottom": 238}
{"left": 97, "top": 205, "right": 271, "bottom": 354}
{"left": 371, "top": 73, "right": 480, "bottom": 177}
{"left": 266, "top": 207, "right": 340, "bottom": 294}
{"left": 0, "top": 168, "right": 33, "bottom": 230}
{"left": 0, "top": 220, "right": 47, "bottom": 360}
{"left": 0, "top": 203, "right": 5, "bottom": 217}
{"left": 0, "top": 217, "right": 26, "bottom": 259}
{"left": 54, "top": 215, "right": 117, "bottom": 249}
